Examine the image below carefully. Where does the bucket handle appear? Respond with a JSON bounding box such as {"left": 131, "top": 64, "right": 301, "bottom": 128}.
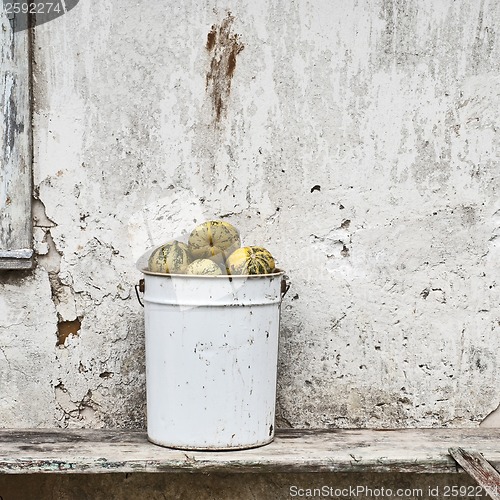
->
{"left": 135, "top": 279, "right": 145, "bottom": 307}
{"left": 136, "top": 277, "right": 289, "bottom": 306}
{"left": 281, "top": 277, "right": 290, "bottom": 299}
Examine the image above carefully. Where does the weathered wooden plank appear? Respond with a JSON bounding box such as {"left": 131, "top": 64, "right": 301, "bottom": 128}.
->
{"left": 0, "top": 10, "right": 33, "bottom": 270}
{"left": 0, "top": 428, "right": 498, "bottom": 474}
{"left": 449, "top": 448, "right": 500, "bottom": 500}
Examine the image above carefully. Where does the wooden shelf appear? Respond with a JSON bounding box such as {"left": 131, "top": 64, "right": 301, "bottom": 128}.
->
{"left": 0, "top": 428, "right": 498, "bottom": 475}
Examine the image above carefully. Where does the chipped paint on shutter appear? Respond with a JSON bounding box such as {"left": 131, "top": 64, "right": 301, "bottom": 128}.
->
{"left": 0, "top": 11, "right": 33, "bottom": 270}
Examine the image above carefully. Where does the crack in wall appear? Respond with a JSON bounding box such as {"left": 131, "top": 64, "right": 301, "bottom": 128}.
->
{"left": 54, "top": 382, "right": 98, "bottom": 427}
{"left": 0, "top": 344, "right": 30, "bottom": 379}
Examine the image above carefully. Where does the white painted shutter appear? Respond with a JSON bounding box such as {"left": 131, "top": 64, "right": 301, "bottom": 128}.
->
{"left": 0, "top": 11, "right": 32, "bottom": 269}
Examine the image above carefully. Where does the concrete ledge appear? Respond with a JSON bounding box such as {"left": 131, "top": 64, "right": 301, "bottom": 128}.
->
{"left": 0, "top": 428, "right": 498, "bottom": 475}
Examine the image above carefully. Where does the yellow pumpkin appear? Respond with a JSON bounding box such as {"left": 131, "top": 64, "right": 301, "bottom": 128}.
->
{"left": 188, "top": 220, "right": 240, "bottom": 263}
{"left": 226, "top": 246, "right": 276, "bottom": 275}
{"left": 186, "top": 258, "right": 223, "bottom": 275}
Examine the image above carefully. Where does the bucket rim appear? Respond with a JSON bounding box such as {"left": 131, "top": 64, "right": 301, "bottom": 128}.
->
{"left": 140, "top": 268, "right": 285, "bottom": 279}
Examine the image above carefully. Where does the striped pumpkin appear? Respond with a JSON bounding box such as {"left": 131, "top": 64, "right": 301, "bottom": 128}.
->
{"left": 226, "top": 246, "right": 276, "bottom": 275}
{"left": 188, "top": 220, "right": 240, "bottom": 263}
{"left": 148, "top": 240, "right": 191, "bottom": 274}
{"left": 186, "top": 258, "right": 223, "bottom": 275}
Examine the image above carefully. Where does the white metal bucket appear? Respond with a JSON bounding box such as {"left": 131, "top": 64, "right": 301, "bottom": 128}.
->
{"left": 138, "top": 269, "right": 286, "bottom": 450}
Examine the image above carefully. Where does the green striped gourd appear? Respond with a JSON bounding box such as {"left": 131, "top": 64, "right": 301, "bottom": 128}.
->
{"left": 188, "top": 220, "right": 240, "bottom": 264}
{"left": 226, "top": 246, "right": 276, "bottom": 275}
{"left": 186, "top": 259, "right": 223, "bottom": 275}
{"left": 148, "top": 240, "right": 191, "bottom": 274}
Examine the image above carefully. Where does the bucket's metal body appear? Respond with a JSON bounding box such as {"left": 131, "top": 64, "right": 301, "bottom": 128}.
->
{"left": 140, "top": 270, "right": 285, "bottom": 450}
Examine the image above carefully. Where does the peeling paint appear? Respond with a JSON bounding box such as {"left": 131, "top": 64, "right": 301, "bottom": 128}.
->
{"left": 480, "top": 403, "right": 500, "bottom": 428}
{"left": 57, "top": 318, "right": 81, "bottom": 346}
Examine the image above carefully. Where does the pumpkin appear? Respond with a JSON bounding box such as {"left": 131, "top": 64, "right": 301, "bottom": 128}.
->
{"left": 186, "top": 258, "right": 223, "bottom": 275}
{"left": 188, "top": 220, "right": 240, "bottom": 264}
{"left": 226, "top": 246, "right": 276, "bottom": 275}
{"left": 148, "top": 240, "right": 191, "bottom": 274}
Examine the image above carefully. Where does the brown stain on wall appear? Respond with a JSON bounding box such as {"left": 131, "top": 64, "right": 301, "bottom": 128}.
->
{"left": 205, "top": 13, "right": 244, "bottom": 122}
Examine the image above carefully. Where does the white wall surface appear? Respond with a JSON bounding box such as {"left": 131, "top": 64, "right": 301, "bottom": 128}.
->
{"left": 0, "top": 0, "right": 499, "bottom": 429}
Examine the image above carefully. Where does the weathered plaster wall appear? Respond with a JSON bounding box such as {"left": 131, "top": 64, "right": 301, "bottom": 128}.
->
{"left": 0, "top": 0, "right": 499, "bottom": 431}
